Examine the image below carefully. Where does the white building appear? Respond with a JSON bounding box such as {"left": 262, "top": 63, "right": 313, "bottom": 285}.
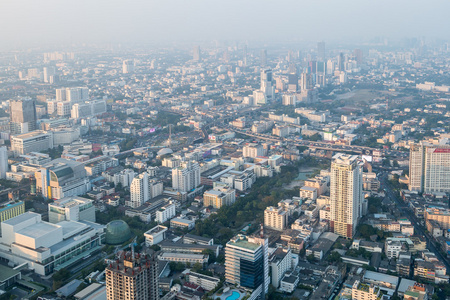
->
{"left": 0, "top": 146, "right": 7, "bottom": 179}
{"left": 48, "top": 196, "right": 95, "bottom": 224}
{"left": 155, "top": 202, "right": 176, "bottom": 224}
{"left": 11, "top": 131, "right": 54, "bottom": 156}
{"left": 144, "top": 225, "right": 168, "bottom": 246}
{"left": 172, "top": 161, "right": 200, "bottom": 193}
{"left": 330, "top": 153, "right": 363, "bottom": 238}
{"left": 299, "top": 186, "right": 318, "bottom": 200}
{"left": 269, "top": 247, "right": 292, "bottom": 288}
{"left": 0, "top": 212, "right": 104, "bottom": 276}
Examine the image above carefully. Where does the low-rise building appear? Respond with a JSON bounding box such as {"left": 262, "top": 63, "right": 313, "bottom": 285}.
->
{"left": 144, "top": 225, "right": 168, "bottom": 246}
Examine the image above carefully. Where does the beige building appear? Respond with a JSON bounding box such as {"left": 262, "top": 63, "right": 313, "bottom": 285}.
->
{"left": 425, "top": 207, "right": 450, "bottom": 231}
{"left": 264, "top": 206, "right": 288, "bottom": 231}
{"left": 330, "top": 154, "right": 363, "bottom": 238}
{"left": 351, "top": 280, "right": 381, "bottom": 300}
{"left": 203, "top": 186, "right": 236, "bottom": 209}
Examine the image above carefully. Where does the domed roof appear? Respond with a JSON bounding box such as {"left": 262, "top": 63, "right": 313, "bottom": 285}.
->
{"left": 157, "top": 148, "right": 173, "bottom": 156}
{"left": 105, "top": 220, "right": 132, "bottom": 245}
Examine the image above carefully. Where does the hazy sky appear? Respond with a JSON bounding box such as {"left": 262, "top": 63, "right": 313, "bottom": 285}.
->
{"left": 1, "top": 0, "right": 450, "bottom": 48}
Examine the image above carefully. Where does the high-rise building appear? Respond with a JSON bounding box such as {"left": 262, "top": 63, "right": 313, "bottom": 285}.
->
{"left": 55, "top": 87, "right": 89, "bottom": 103}
{"left": 225, "top": 234, "right": 269, "bottom": 298}
{"left": 0, "top": 147, "right": 7, "bottom": 179}
{"left": 106, "top": 251, "right": 159, "bottom": 300}
{"left": 409, "top": 143, "right": 450, "bottom": 193}
{"left": 287, "top": 73, "right": 298, "bottom": 92}
{"left": 330, "top": 153, "right": 363, "bottom": 238}
{"left": 172, "top": 161, "right": 200, "bottom": 193}
{"left": 43, "top": 67, "right": 55, "bottom": 83}
{"left": 353, "top": 49, "right": 363, "bottom": 65}
{"left": 264, "top": 206, "right": 288, "bottom": 231}
{"left": 338, "top": 53, "right": 345, "bottom": 71}
{"left": 317, "top": 41, "right": 326, "bottom": 61}
{"left": 260, "top": 69, "right": 274, "bottom": 103}
{"left": 300, "top": 73, "right": 312, "bottom": 91}
{"left": 10, "top": 98, "right": 37, "bottom": 135}
{"left": 130, "top": 173, "right": 163, "bottom": 208}
{"left": 260, "top": 49, "right": 267, "bottom": 67}
{"left": 193, "top": 46, "right": 201, "bottom": 61}
{"left": 122, "top": 60, "right": 135, "bottom": 74}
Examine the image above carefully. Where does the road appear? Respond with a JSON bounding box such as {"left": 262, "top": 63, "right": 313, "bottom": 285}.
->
{"left": 381, "top": 174, "right": 450, "bottom": 271}
{"left": 232, "top": 129, "right": 408, "bottom": 159}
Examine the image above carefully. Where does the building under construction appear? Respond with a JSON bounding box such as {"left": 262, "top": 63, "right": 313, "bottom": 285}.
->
{"left": 106, "top": 250, "right": 159, "bottom": 300}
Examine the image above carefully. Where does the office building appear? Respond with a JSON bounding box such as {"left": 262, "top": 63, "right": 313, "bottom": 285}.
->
{"left": 260, "top": 69, "right": 274, "bottom": 103}
{"left": 106, "top": 251, "right": 159, "bottom": 300}
{"left": 264, "top": 206, "right": 288, "bottom": 231}
{"left": 409, "top": 143, "right": 450, "bottom": 193}
{"left": 260, "top": 49, "right": 267, "bottom": 67}
{"left": 48, "top": 196, "right": 95, "bottom": 224}
{"left": 122, "top": 60, "right": 135, "bottom": 74}
{"left": 338, "top": 53, "right": 345, "bottom": 71}
{"left": 129, "top": 173, "right": 163, "bottom": 208}
{"left": 0, "top": 212, "right": 105, "bottom": 275}
{"left": 330, "top": 154, "right": 363, "bottom": 238}
{"left": 317, "top": 41, "right": 326, "bottom": 61}
{"left": 10, "top": 98, "right": 37, "bottom": 135}
{"left": 225, "top": 234, "right": 269, "bottom": 298}
{"left": 71, "top": 100, "right": 107, "bottom": 119}
{"left": 144, "top": 225, "right": 168, "bottom": 246}
{"left": 0, "top": 146, "right": 7, "bottom": 179}
{"left": 35, "top": 158, "right": 91, "bottom": 200}
{"left": 193, "top": 46, "right": 201, "bottom": 61}
{"left": 354, "top": 49, "right": 363, "bottom": 65}
{"left": 172, "top": 161, "right": 200, "bottom": 193}
{"left": 11, "top": 131, "right": 53, "bottom": 156}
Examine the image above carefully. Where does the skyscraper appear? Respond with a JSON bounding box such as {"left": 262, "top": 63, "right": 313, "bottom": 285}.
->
{"left": 0, "top": 147, "right": 7, "bottom": 179}
{"left": 317, "top": 41, "right": 326, "bottom": 61}
{"left": 353, "top": 49, "right": 363, "bottom": 65}
{"left": 130, "top": 173, "right": 149, "bottom": 208}
{"left": 225, "top": 234, "right": 269, "bottom": 298}
{"left": 260, "top": 49, "right": 267, "bottom": 67}
{"left": 330, "top": 153, "right": 363, "bottom": 238}
{"left": 172, "top": 161, "right": 200, "bottom": 192}
{"left": 193, "top": 46, "right": 201, "bottom": 61}
{"left": 260, "top": 69, "right": 274, "bottom": 103}
{"left": 106, "top": 251, "right": 159, "bottom": 300}
{"left": 409, "top": 143, "right": 450, "bottom": 193}
{"left": 123, "top": 60, "right": 135, "bottom": 74}
{"left": 338, "top": 52, "right": 345, "bottom": 71}
{"left": 10, "top": 98, "right": 37, "bottom": 135}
